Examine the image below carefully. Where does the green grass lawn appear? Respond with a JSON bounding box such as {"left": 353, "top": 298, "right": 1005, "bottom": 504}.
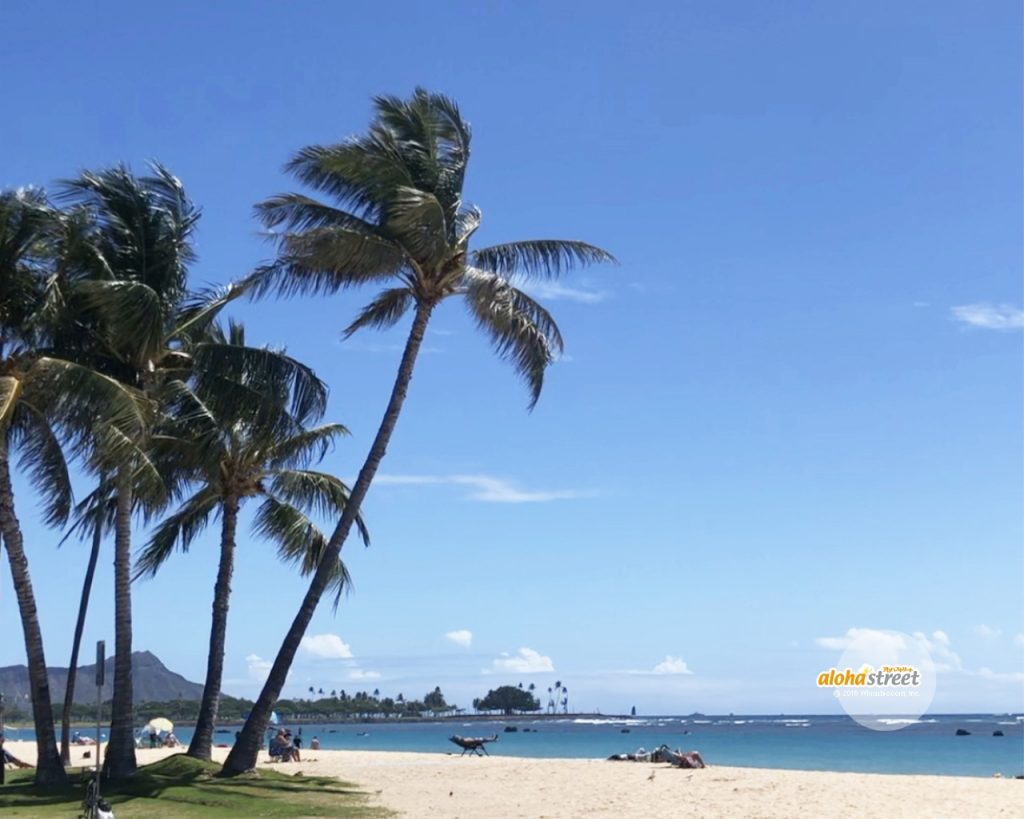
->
{"left": 0, "top": 754, "right": 391, "bottom": 817}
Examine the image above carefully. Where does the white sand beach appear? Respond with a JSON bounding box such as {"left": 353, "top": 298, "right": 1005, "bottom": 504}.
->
{"left": 6, "top": 741, "right": 1020, "bottom": 818}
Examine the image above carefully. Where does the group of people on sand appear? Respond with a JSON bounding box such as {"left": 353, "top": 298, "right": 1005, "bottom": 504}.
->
{"left": 147, "top": 731, "right": 180, "bottom": 749}
{"left": 607, "top": 744, "right": 707, "bottom": 769}
{"left": 268, "top": 728, "right": 303, "bottom": 762}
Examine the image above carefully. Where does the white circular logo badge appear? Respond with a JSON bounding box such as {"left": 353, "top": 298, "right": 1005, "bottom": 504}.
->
{"left": 819, "top": 629, "right": 936, "bottom": 731}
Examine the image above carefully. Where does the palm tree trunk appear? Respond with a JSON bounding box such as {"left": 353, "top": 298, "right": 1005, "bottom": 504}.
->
{"left": 188, "top": 494, "right": 239, "bottom": 760}
{"left": 60, "top": 516, "right": 103, "bottom": 764}
{"left": 0, "top": 439, "right": 69, "bottom": 786}
{"left": 223, "top": 301, "right": 434, "bottom": 774}
{"left": 104, "top": 465, "right": 136, "bottom": 779}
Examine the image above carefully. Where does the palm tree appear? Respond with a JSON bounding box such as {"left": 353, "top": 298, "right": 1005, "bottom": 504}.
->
{"left": 0, "top": 190, "right": 143, "bottom": 786}
{"left": 135, "top": 324, "right": 367, "bottom": 760}
{"left": 58, "top": 481, "right": 114, "bottom": 764}
{"left": 223, "top": 89, "right": 614, "bottom": 773}
{"left": 0, "top": 189, "right": 71, "bottom": 787}
{"left": 58, "top": 165, "right": 256, "bottom": 777}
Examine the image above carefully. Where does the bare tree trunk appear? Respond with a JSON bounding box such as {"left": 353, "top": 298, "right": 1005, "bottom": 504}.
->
{"left": 0, "top": 440, "right": 69, "bottom": 786}
{"left": 60, "top": 514, "right": 103, "bottom": 764}
{"left": 188, "top": 494, "right": 238, "bottom": 760}
{"left": 223, "top": 302, "right": 434, "bottom": 774}
{"left": 103, "top": 466, "right": 136, "bottom": 779}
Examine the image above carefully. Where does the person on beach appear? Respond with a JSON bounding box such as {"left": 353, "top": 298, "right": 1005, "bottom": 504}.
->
{"left": 310, "top": 736, "right": 320, "bottom": 750}
{"left": 666, "top": 749, "right": 706, "bottom": 769}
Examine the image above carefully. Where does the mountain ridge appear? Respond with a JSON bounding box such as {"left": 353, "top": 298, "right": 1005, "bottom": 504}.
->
{"left": 0, "top": 650, "right": 204, "bottom": 706}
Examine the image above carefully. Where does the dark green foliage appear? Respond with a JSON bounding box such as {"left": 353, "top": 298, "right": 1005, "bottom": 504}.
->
{"left": 474, "top": 686, "right": 542, "bottom": 715}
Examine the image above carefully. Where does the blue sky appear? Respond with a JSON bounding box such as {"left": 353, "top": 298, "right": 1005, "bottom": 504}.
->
{"left": 1, "top": 1, "right": 1021, "bottom": 715}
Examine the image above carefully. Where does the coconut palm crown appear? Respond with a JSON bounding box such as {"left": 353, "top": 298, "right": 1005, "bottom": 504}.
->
{"left": 251, "top": 87, "right": 615, "bottom": 407}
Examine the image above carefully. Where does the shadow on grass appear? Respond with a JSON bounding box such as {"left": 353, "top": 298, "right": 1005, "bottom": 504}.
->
{"left": 0, "top": 755, "right": 389, "bottom": 817}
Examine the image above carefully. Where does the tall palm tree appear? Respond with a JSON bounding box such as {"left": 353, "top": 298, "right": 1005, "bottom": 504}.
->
{"left": 0, "top": 190, "right": 143, "bottom": 786}
{"left": 58, "top": 165, "right": 259, "bottom": 778}
{"left": 135, "top": 322, "right": 367, "bottom": 760}
{"left": 224, "top": 88, "right": 614, "bottom": 773}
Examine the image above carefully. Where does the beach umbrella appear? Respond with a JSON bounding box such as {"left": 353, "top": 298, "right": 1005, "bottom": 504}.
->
{"left": 145, "top": 718, "right": 174, "bottom": 734}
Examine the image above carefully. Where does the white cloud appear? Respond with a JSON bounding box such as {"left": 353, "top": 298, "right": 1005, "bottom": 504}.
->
{"left": 490, "top": 647, "right": 554, "bottom": 674}
{"left": 446, "top": 629, "right": 473, "bottom": 648}
{"left": 347, "top": 668, "right": 381, "bottom": 681}
{"left": 515, "top": 279, "right": 610, "bottom": 304}
{"left": 951, "top": 303, "right": 1024, "bottom": 330}
{"left": 246, "top": 653, "right": 272, "bottom": 683}
{"left": 975, "top": 624, "right": 1001, "bottom": 640}
{"left": 652, "top": 656, "right": 693, "bottom": 675}
{"left": 912, "top": 629, "right": 962, "bottom": 672}
{"left": 975, "top": 667, "right": 1024, "bottom": 683}
{"left": 300, "top": 633, "right": 354, "bottom": 659}
{"left": 1015, "top": 634, "right": 1024, "bottom": 649}
{"left": 814, "top": 628, "right": 908, "bottom": 656}
{"left": 375, "top": 473, "right": 593, "bottom": 503}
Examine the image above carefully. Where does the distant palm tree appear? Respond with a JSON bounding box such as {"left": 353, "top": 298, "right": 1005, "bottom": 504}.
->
{"left": 135, "top": 322, "right": 366, "bottom": 760}
{"left": 224, "top": 88, "right": 613, "bottom": 774}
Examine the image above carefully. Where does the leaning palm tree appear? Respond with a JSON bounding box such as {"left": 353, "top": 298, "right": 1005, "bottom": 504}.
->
{"left": 224, "top": 88, "right": 614, "bottom": 772}
{"left": 0, "top": 189, "right": 144, "bottom": 786}
{"left": 57, "top": 481, "right": 113, "bottom": 764}
{"left": 135, "top": 322, "right": 367, "bottom": 761}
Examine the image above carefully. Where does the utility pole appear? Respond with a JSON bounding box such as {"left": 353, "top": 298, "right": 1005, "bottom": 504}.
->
{"left": 1, "top": 691, "right": 6, "bottom": 785}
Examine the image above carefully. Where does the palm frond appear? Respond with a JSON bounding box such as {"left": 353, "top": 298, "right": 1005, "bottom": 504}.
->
{"left": 252, "top": 496, "right": 355, "bottom": 610}
{"left": 0, "top": 376, "right": 21, "bottom": 426}
{"left": 382, "top": 187, "right": 448, "bottom": 263}
{"left": 267, "top": 469, "right": 370, "bottom": 546}
{"left": 284, "top": 138, "right": 414, "bottom": 220}
{"left": 134, "top": 487, "right": 221, "bottom": 578}
{"left": 172, "top": 280, "right": 252, "bottom": 344}
{"left": 265, "top": 423, "right": 351, "bottom": 470}
{"left": 8, "top": 400, "right": 72, "bottom": 525}
{"left": 462, "top": 269, "right": 564, "bottom": 409}
{"left": 61, "top": 477, "right": 116, "bottom": 546}
{"left": 256, "top": 194, "right": 383, "bottom": 235}
{"left": 70, "top": 279, "right": 166, "bottom": 364}
{"left": 471, "top": 240, "right": 616, "bottom": 280}
{"left": 342, "top": 287, "right": 413, "bottom": 338}
{"left": 191, "top": 342, "right": 328, "bottom": 425}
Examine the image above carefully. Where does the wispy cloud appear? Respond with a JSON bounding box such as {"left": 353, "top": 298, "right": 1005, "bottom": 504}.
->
{"left": 246, "top": 653, "right": 272, "bottom": 683}
{"left": 347, "top": 668, "right": 382, "bottom": 681}
{"left": 375, "top": 473, "right": 594, "bottom": 503}
{"left": 951, "top": 303, "right": 1024, "bottom": 330}
{"left": 975, "top": 624, "right": 1001, "bottom": 640}
{"left": 622, "top": 655, "right": 694, "bottom": 675}
{"left": 1014, "top": 633, "right": 1024, "bottom": 649}
{"left": 445, "top": 629, "right": 473, "bottom": 648}
{"left": 339, "top": 340, "right": 444, "bottom": 354}
{"left": 300, "top": 633, "right": 354, "bottom": 659}
{"left": 514, "top": 279, "right": 610, "bottom": 304}
{"left": 489, "top": 647, "right": 554, "bottom": 674}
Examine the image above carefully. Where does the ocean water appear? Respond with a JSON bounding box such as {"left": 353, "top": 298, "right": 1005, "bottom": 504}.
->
{"left": 34, "top": 713, "right": 1023, "bottom": 778}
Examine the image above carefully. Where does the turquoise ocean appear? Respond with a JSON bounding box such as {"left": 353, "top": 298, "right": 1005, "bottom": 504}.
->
{"left": 32, "top": 713, "right": 1023, "bottom": 778}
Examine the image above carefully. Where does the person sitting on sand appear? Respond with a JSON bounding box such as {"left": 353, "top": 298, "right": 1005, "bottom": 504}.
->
{"left": 310, "top": 736, "right": 320, "bottom": 750}
{"left": 269, "top": 729, "right": 300, "bottom": 762}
